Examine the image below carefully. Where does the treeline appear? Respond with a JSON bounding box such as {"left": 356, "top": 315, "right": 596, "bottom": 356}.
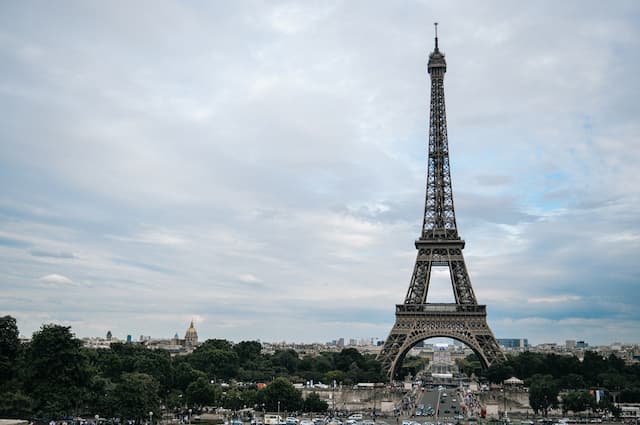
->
{"left": 457, "top": 350, "right": 640, "bottom": 416}
{"left": 0, "top": 316, "right": 384, "bottom": 421}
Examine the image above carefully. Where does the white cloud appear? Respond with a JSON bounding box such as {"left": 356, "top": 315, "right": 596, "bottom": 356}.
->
{"left": 238, "top": 274, "right": 261, "bottom": 284}
{"left": 527, "top": 295, "right": 582, "bottom": 304}
{"left": 39, "top": 274, "right": 73, "bottom": 285}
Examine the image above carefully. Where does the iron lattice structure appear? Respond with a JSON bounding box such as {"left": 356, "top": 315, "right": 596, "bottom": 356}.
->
{"left": 377, "top": 28, "right": 505, "bottom": 380}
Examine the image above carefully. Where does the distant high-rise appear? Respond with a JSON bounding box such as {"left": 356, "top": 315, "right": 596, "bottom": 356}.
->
{"left": 497, "top": 338, "right": 528, "bottom": 350}
{"left": 185, "top": 320, "right": 198, "bottom": 348}
{"left": 106, "top": 330, "right": 112, "bottom": 341}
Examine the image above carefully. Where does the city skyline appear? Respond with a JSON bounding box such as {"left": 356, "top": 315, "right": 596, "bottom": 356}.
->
{"left": 1, "top": 1, "right": 639, "bottom": 346}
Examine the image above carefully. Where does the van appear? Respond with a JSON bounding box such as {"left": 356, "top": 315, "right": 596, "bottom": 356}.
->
{"left": 348, "top": 415, "right": 363, "bottom": 421}
{"left": 265, "top": 416, "right": 282, "bottom": 425}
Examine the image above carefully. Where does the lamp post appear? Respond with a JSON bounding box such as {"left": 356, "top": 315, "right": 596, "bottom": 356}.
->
{"left": 95, "top": 414, "right": 99, "bottom": 425}
{"left": 277, "top": 401, "right": 281, "bottom": 424}
{"left": 189, "top": 408, "right": 192, "bottom": 425}
{"left": 149, "top": 411, "right": 153, "bottom": 425}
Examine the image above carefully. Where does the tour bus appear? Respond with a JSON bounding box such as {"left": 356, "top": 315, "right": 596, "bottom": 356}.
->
{"left": 264, "top": 415, "right": 282, "bottom": 425}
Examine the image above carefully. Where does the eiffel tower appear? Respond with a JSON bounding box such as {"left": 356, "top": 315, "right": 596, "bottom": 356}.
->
{"left": 377, "top": 24, "right": 505, "bottom": 379}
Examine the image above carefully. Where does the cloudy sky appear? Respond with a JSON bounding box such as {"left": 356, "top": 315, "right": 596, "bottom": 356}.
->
{"left": 1, "top": 1, "right": 639, "bottom": 346}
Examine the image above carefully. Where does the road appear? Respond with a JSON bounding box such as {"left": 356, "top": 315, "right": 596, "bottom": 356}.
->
{"left": 417, "top": 388, "right": 464, "bottom": 423}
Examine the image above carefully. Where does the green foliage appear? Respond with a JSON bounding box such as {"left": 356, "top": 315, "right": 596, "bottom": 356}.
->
{"left": 323, "top": 370, "right": 346, "bottom": 385}
{"left": 559, "top": 373, "right": 586, "bottom": 390}
{"left": 257, "top": 377, "right": 303, "bottom": 412}
{"left": 562, "top": 391, "right": 594, "bottom": 414}
{"left": 0, "top": 390, "right": 32, "bottom": 418}
{"left": 0, "top": 316, "right": 20, "bottom": 384}
{"left": 186, "top": 377, "right": 218, "bottom": 407}
{"left": 303, "top": 392, "right": 328, "bottom": 413}
{"left": 95, "top": 343, "right": 172, "bottom": 392}
{"left": 25, "top": 324, "right": 91, "bottom": 417}
{"left": 271, "top": 349, "right": 299, "bottom": 374}
{"left": 482, "top": 362, "right": 515, "bottom": 384}
{"left": 234, "top": 341, "right": 262, "bottom": 363}
{"left": 528, "top": 374, "right": 559, "bottom": 417}
{"left": 222, "top": 387, "right": 254, "bottom": 410}
{"left": 199, "top": 339, "right": 233, "bottom": 351}
{"left": 108, "top": 372, "right": 160, "bottom": 421}
{"left": 174, "top": 360, "right": 208, "bottom": 392}
{"left": 457, "top": 356, "right": 482, "bottom": 378}
{"left": 397, "top": 356, "right": 429, "bottom": 381}
{"left": 189, "top": 345, "right": 240, "bottom": 380}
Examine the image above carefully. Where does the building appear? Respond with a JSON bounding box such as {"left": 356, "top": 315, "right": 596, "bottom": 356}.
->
{"left": 185, "top": 320, "right": 198, "bottom": 348}
{"left": 497, "top": 338, "right": 529, "bottom": 350}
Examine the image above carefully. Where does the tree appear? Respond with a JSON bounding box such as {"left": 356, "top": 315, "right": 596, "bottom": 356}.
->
{"left": 0, "top": 316, "right": 19, "bottom": 384}
{"left": 199, "top": 339, "right": 233, "bottom": 351}
{"left": 323, "top": 370, "right": 346, "bottom": 386}
{"left": 528, "top": 374, "right": 559, "bottom": 417}
{"left": 189, "top": 346, "right": 239, "bottom": 380}
{"left": 303, "top": 392, "right": 328, "bottom": 413}
{"left": 258, "top": 378, "right": 303, "bottom": 412}
{"left": 456, "top": 357, "right": 481, "bottom": 378}
{"left": 562, "top": 391, "right": 594, "bottom": 414}
{"left": 234, "top": 341, "right": 263, "bottom": 363}
{"left": 109, "top": 372, "right": 160, "bottom": 422}
{"left": 0, "top": 316, "right": 28, "bottom": 418}
{"left": 271, "top": 350, "right": 299, "bottom": 374}
{"left": 334, "top": 349, "right": 363, "bottom": 371}
{"left": 25, "top": 324, "right": 90, "bottom": 418}
{"left": 186, "top": 377, "right": 218, "bottom": 408}
{"left": 483, "top": 363, "right": 516, "bottom": 384}
{"left": 0, "top": 391, "right": 32, "bottom": 419}
{"left": 174, "top": 361, "right": 207, "bottom": 392}
{"left": 222, "top": 387, "right": 250, "bottom": 411}
{"left": 559, "top": 373, "right": 586, "bottom": 390}
{"left": 598, "top": 372, "right": 627, "bottom": 391}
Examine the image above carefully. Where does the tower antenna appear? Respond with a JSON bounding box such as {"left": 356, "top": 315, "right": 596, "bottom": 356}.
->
{"left": 434, "top": 22, "right": 439, "bottom": 50}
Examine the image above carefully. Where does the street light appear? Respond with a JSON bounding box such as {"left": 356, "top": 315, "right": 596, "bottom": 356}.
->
{"left": 189, "top": 408, "right": 193, "bottom": 425}
{"left": 149, "top": 411, "right": 153, "bottom": 425}
{"left": 277, "top": 401, "right": 281, "bottom": 424}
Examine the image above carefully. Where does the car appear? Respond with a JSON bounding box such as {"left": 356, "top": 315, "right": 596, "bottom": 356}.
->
{"left": 348, "top": 415, "right": 363, "bottom": 421}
